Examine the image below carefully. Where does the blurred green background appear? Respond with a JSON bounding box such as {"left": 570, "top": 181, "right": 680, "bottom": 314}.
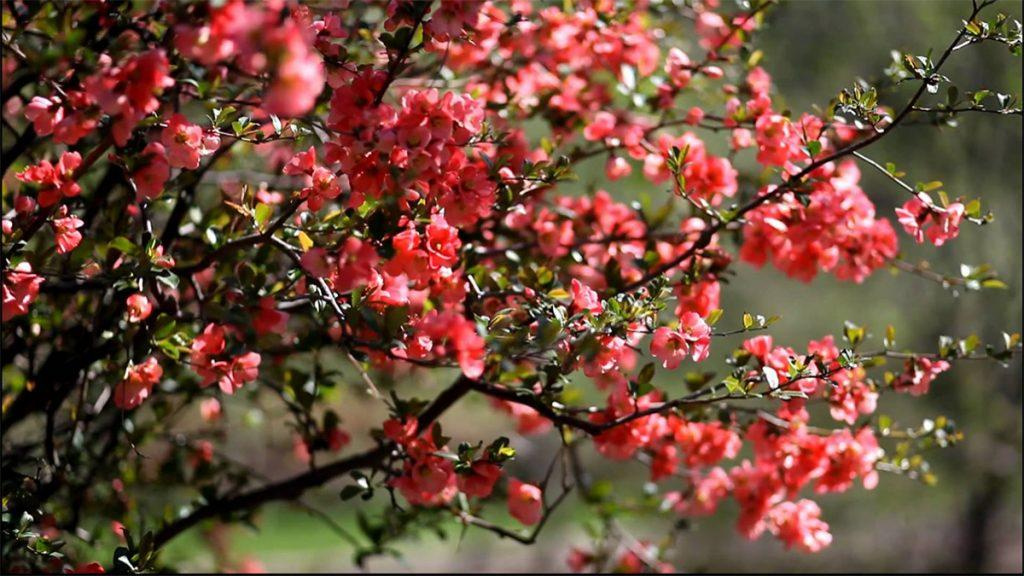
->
{"left": 159, "top": 1, "right": 1022, "bottom": 572}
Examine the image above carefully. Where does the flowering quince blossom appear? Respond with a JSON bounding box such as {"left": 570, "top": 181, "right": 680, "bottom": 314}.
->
{"left": 893, "top": 357, "right": 951, "bottom": 396}
{"left": 507, "top": 478, "right": 543, "bottom": 526}
{"left": 51, "top": 207, "right": 84, "bottom": 255}
{"left": 457, "top": 460, "right": 503, "bottom": 499}
{"left": 1, "top": 0, "right": 1019, "bottom": 572}
{"left": 190, "top": 324, "right": 262, "bottom": 394}
{"left": 125, "top": 293, "right": 153, "bottom": 323}
{"left": 131, "top": 142, "right": 171, "bottom": 201}
{"left": 161, "top": 114, "right": 220, "bottom": 170}
{"left": 895, "top": 194, "right": 965, "bottom": 246}
{"left": 16, "top": 151, "right": 82, "bottom": 207}
{"left": 767, "top": 499, "right": 833, "bottom": 553}
{"left": 741, "top": 161, "right": 899, "bottom": 283}
{"left": 24, "top": 95, "right": 63, "bottom": 136}
{"left": 2, "top": 262, "right": 44, "bottom": 320}
{"left": 114, "top": 357, "right": 163, "bottom": 410}
{"left": 282, "top": 147, "right": 344, "bottom": 211}
{"left": 570, "top": 279, "right": 603, "bottom": 315}
{"left": 200, "top": 398, "right": 222, "bottom": 422}
{"left": 650, "top": 312, "right": 712, "bottom": 368}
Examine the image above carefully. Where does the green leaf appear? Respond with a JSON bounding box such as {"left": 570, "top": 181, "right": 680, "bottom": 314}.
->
{"left": 723, "top": 376, "right": 744, "bottom": 395}
{"left": 254, "top": 203, "right": 273, "bottom": 228}
{"left": 843, "top": 321, "right": 865, "bottom": 347}
{"left": 742, "top": 312, "right": 754, "bottom": 330}
{"left": 705, "top": 308, "right": 724, "bottom": 326}
{"left": 637, "top": 362, "right": 656, "bottom": 387}
{"left": 109, "top": 236, "right": 138, "bottom": 256}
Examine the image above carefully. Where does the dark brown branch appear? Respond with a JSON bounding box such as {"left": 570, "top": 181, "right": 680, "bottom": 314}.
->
{"left": 152, "top": 375, "right": 473, "bottom": 549}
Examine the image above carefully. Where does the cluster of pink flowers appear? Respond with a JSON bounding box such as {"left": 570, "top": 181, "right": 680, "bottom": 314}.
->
{"left": 394, "top": 310, "right": 485, "bottom": 379}
{"left": 765, "top": 499, "right": 833, "bottom": 553}
{"left": 645, "top": 131, "right": 739, "bottom": 206}
{"left": 568, "top": 542, "right": 675, "bottom": 573}
{"left": 664, "top": 422, "right": 880, "bottom": 552}
{"left": 16, "top": 151, "right": 82, "bottom": 207}
{"left": 282, "top": 147, "right": 344, "bottom": 211}
{"left": 892, "top": 356, "right": 951, "bottom": 396}
{"left": 650, "top": 312, "right": 713, "bottom": 369}
{"left": 2, "top": 263, "right": 44, "bottom": 321}
{"left": 507, "top": 191, "right": 649, "bottom": 289}
{"left": 20, "top": 47, "right": 172, "bottom": 148}
{"left": 173, "top": 0, "right": 325, "bottom": 117}
{"left": 385, "top": 418, "right": 505, "bottom": 508}
{"left": 84, "top": 50, "right": 175, "bottom": 146}
{"left": 740, "top": 161, "right": 899, "bottom": 283}
{"left": 743, "top": 334, "right": 879, "bottom": 425}
{"left": 444, "top": 3, "right": 659, "bottom": 120}
{"left": 114, "top": 357, "right": 163, "bottom": 410}
{"left": 51, "top": 206, "right": 84, "bottom": 255}
{"left": 161, "top": 114, "right": 221, "bottom": 171}
{"left": 895, "top": 194, "right": 965, "bottom": 246}
{"left": 190, "top": 323, "right": 262, "bottom": 395}
{"left": 326, "top": 82, "right": 496, "bottom": 226}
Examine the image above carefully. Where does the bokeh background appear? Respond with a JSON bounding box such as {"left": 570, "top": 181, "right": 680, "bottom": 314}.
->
{"left": 157, "top": 1, "right": 1022, "bottom": 572}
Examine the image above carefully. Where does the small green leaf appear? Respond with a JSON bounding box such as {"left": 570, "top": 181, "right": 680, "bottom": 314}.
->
{"left": 742, "top": 313, "right": 754, "bottom": 330}
{"left": 705, "top": 309, "right": 724, "bottom": 326}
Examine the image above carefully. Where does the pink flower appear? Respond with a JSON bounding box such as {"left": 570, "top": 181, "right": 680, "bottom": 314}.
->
{"left": 893, "top": 357, "right": 950, "bottom": 396}
{"left": 570, "top": 279, "right": 603, "bottom": 315}
{"left": 16, "top": 151, "right": 82, "bottom": 207}
{"left": 261, "top": 18, "right": 326, "bottom": 118}
{"left": 457, "top": 460, "right": 502, "bottom": 498}
{"left": 583, "top": 111, "right": 616, "bottom": 142}
{"left": 674, "top": 279, "right": 720, "bottom": 318}
{"left": 252, "top": 296, "right": 289, "bottom": 335}
{"left": 673, "top": 467, "right": 733, "bottom": 516}
{"left": 650, "top": 313, "right": 711, "bottom": 368}
{"left": 605, "top": 156, "right": 632, "bottom": 181}
{"left": 161, "top": 114, "right": 217, "bottom": 170}
{"left": 491, "top": 399, "right": 554, "bottom": 435}
{"left": 755, "top": 114, "right": 799, "bottom": 167}
{"left": 895, "top": 195, "right": 964, "bottom": 246}
{"left": 114, "top": 357, "right": 162, "bottom": 410}
{"left": 220, "top": 352, "right": 261, "bottom": 394}
{"left": 664, "top": 47, "right": 693, "bottom": 89}
{"left": 507, "top": 478, "right": 543, "bottom": 526}
{"left": 2, "top": 262, "right": 44, "bottom": 320}
{"left": 126, "top": 293, "right": 153, "bottom": 323}
{"left": 767, "top": 500, "right": 832, "bottom": 553}
{"left": 283, "top": 146, "right": 318, "bottom": 176}
{"left": 190, "top": 323, "right": 261, "bottom": 394}
{"left": 731, "top": 128, "right": 754, "bottom": 150}
{"left": 743, "top": 335, "right": 774, "bottom": 359}
{"left": 684, "top": 106, "right": 705, "bottom": 125}
{"left": 200, "top": 398, "right": 222, "bottom": 422}
{"left": 424, "top": 214, "right": 461, "bottom": 269}
{"left": 51, "top": 208, "right": 84, "bottom": 254}
{"left": 24, "top": 96, "right": 64, "bottom": 136}
{"left": 651, "top": 327, "right": 688, "bottom": 370}
{"left": 132, "top": 143, "right": 171, "bottom": 201}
